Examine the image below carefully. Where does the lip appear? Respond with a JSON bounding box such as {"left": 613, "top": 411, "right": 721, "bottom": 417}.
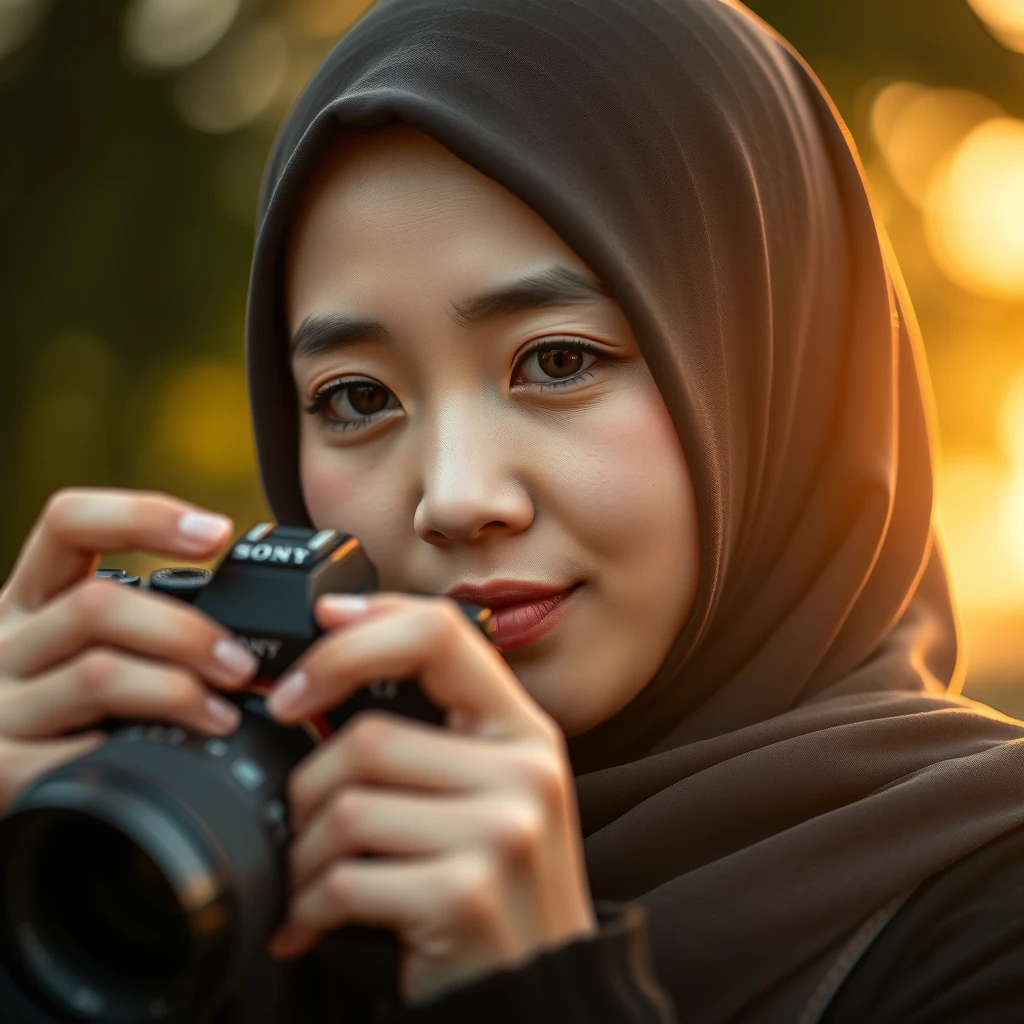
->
{"left": 445, "top": 580, "right": 583, "bottom": 652}
{"left": 445, "top": 579, "right": 577, "bottom": 608}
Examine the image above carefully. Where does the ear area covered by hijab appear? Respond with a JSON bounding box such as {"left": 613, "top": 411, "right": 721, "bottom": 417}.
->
{"left": 244, "top": 1, "right": 1024, "bottom": 1020}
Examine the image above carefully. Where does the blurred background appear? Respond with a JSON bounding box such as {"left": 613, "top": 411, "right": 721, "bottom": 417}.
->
{"left": 0, "top": 0, "right": 1022, "bottom": 711}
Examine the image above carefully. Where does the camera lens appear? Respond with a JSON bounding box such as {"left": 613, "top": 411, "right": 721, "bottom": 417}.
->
{"left": 33, "top": 814, "right": 189, "bottom": 987}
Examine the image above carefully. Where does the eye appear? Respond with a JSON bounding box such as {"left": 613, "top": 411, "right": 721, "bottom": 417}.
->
{"left": 512, "top": 337, "right": 604, "bottom": 390}
{"left": 303, "top": 378, "right": 400, "bottom": 432}
{"left": 303, "top": 336, "right": 607, "bottom": 435}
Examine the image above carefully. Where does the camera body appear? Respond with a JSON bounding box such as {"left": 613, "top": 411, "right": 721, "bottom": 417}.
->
{"left": 0, "top": 524, "right": 493, "bottom": 1024}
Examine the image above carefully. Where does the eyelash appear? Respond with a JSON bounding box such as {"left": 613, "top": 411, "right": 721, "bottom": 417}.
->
{"left": 303, "top": 337, "right": 605, "bottom": 433}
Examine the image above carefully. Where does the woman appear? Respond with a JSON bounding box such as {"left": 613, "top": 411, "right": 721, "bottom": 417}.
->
{"left": 3, "top": 0, "right": 1024, "bottom": 1021}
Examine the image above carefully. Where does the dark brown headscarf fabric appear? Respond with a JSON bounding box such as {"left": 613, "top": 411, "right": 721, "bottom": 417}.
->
{"left": 245, "top": 0, "right": 1024, "bottom": 1019}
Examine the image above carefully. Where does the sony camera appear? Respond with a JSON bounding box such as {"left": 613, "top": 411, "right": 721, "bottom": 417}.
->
{"left": 0, "top": 524, "right": 493, "bottom": 1024}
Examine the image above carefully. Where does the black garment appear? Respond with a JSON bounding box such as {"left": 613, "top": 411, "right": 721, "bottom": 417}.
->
{"left": 216, "top": 903, "right": 676, "bottom": 1023}
{"left": 216, "top": 826, "right": 1024, "bottom": 1023}
{"left": 821, "top": 822, "right": 1024, "bottom": 1024}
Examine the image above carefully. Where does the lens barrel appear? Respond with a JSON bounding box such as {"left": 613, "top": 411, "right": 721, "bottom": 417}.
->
{"left": 0, "top": 524, "right": 493, "bottom": 1022}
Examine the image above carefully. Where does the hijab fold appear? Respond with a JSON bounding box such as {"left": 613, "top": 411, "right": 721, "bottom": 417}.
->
{"left": 246, "top": 1, "right": 1024, "bottom": 1018}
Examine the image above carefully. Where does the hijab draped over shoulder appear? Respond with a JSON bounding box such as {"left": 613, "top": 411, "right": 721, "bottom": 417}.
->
{"left": 245, "top": 0, "right": 1024, "bottom": 1018}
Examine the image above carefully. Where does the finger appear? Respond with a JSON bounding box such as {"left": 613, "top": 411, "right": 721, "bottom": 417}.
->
{"left": 267, "top": 595, "right": 536, "bottom": 731}
{"left": 289, "top": 713, "right": 526, "bottom": 830}
{"left": 0, "top": 732, "right": 106, "bottom": 812}
{"left": 290, "top": 789, "right": 482, "bottom": 888}
{"left": 0, "top": 650, "right": 242, "bottom": 739}
{"left": 289, "top": 790, "right": 545, "bottom": 895}
{"left": 270, "top": 856, "right": 458, "bottom": 959}
{"left": 3, "top": 488, "right": 234, "bottom": 612}
{"left": 0, "top": 577, "right": 258, "bottom": 687}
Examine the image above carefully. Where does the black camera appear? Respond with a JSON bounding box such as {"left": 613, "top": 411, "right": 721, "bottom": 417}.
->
{"left": 0, "top": 524, "right": 493, "bottom": 1024}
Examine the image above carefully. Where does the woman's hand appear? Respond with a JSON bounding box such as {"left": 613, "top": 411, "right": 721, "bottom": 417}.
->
{"left": 0, "top": 488, "right": 259, "bottom": 811}
{"left": 264, "top": 592, "right": 597, "bottom": 1005}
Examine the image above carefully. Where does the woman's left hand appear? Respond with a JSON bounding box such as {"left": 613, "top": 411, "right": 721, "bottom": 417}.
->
{"left": 263, "top": 592, "right": 597, "bottom": 1005}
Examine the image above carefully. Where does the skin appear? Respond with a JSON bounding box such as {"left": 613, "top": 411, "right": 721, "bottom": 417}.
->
{"left": 0, "top": 125, "right": 700, "bottom": 1009}
{"left": 264, "top": 124, "right": 701, "bottom": 1001}
{"left": 286, "top": 124, "right": 700, "bottom": 738}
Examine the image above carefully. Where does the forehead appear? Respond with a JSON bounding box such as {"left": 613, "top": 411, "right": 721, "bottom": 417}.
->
{"left": 284, "top": 124, "right": 583, "bottom": 287}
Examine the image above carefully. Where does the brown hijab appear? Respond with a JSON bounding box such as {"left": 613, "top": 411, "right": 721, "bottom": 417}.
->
{"left": 245, "top": 0, "right": 1024, "bottom": 1018}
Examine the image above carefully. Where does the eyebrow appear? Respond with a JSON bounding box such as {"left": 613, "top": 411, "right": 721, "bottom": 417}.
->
{"left": 289, "top": 264, "right": 611, "bottom": 360}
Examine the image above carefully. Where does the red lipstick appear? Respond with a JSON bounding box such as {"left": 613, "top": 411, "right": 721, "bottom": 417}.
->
{"left": 446, "top": 580, "right": 582, "bottom": 650}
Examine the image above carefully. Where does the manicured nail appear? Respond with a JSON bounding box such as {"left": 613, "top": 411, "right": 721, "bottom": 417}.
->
{"left": 206, "top": 696, "right": 241, "bottom": 732}
{"left": 178, "top": 511, "right": 231, "bottom": 544}
{"left": 213, "top": 639, "right": 259, "bottom": 681}
{"left": 320, "top": 594, "right": 370, "bottom": 615}
{"left": 267, "top": 672, "right": 308, "bottom": 717}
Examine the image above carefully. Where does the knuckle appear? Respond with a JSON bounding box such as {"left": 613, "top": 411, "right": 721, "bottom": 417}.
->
{"left": 490, "top": 801, "right": 544, "bottom": 864}
{"left": 73, "top": 649, "right": 121, "bottom": 697}
{"left": 41, "top": 488, "right": 83, "bottom": 532}
{"left": 419, "top": 599, "right": 461, "bottom": 651}
{"left": 69, "top": 579, "right": 117, "bottom": 628}
{"left": 518, "top": 748, "right": 567, "bottom": 811}
{"left": 347, "top": 713, "right": 391, "bottom": 767}
{"left": 445, "top": 856, "right": 500, "bottom": 927}
{"left": 323, "top": 864, "right": 354, "bottom": 911}
{"left": 328, "top": 790, "right": 364, "bottom": 837}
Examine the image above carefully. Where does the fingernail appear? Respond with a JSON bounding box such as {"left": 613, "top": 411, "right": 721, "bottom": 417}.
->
{"left": 267, "top": 672, "right": 308, "bottom": 717}
{"left": 214, "top": 639, "right": 259, "bottom": 681}
{"left": 320, "top": 594, "right": 370, "bottom": 615}
{"left": 206, "top": 696, "right": 241, "bottom": 731}
{"left": 179, "top": 511, "right": 231, "bottom": 544}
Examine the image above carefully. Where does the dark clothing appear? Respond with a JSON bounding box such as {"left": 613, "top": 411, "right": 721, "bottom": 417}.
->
{"left": 217, "top": 903, "right": 675, "bottom": 1023}
{"left": 4, "top": 825, "right": 1024, "bottom": 1022}
{"left": 210, "top": 824, "right": 1024, "bottom": 1023}
{"left": 821, "top": 823, "right": 1024, "bottom": 1024}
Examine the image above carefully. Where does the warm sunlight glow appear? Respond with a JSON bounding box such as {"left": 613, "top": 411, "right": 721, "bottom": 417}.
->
{"left": 923, "top": 118, "right": 1024, "bottom": 300}
{"left": 284, "top": 0, "right": 367, "bottom": 36}
{"left": 1002, "top": 371, "right": 1024, "bottom": 570}
{"left": 967, "top": 0, "right": 1024, "bottom": 52}
{"left": 870, "top": 82, "right": 1003, "bottom": 206}
{"left": 937, "top": 369, "right": 1024, "bottom": 610}
{"left": 150, "top": 359, "right": 257, "bottom": 480}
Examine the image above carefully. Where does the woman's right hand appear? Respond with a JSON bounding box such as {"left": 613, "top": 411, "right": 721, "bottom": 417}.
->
{"left": 0, "top": 487, "right": 261, "bottom": 813}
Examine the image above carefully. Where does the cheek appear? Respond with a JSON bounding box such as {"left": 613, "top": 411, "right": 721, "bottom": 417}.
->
{"left": 560, "top": 387, "right": 696, "bottom": 559}
{"left": 300, "top": 441, "right": 351, "bottom": 524}
{"left": 299, "top": 435, "right": 411, "bottom": 583}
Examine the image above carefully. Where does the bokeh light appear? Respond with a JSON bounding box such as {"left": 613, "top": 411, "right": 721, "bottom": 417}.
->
{"left": 938, "top": 370, "right": 1024, "bottom": 612}
{"left": 1002, "top": 370, "right": 1024, "bottom": 571}
{"left": 924, "top": 117, "right": 1024, "bottom": 300}
{"left": 147, "top": 358, "right": 258, "bottom": 483}
{"left": 173, "top": 20, "right": 289, "bottom": 133}
{"left": 123, "top": 0, "right": 241, "bottom": 70}
{"left": 0, "top": 0, "right": 49, "bottom": 62}
{"left": 870, "top": 83, "right": 1003, "bottom": 206}
{"left": 967, "top": 0, "right": 1024, "bottom": 52}
{"left": 283, "top": 0, "right": 369, "bottom": 37}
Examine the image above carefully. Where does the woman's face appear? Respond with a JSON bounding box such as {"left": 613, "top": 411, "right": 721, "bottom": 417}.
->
{"left": 284, "top": 124, "right": 699, "bottom": 737}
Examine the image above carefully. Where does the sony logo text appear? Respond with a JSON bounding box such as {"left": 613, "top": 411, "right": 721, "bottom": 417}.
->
{"left": 232, "top": 543, "right": 311, "bottom": 565}
{"left": 235, "top": 636, "right": 283, "bottom": 659}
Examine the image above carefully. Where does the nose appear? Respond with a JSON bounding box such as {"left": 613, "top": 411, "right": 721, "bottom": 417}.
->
{"left": 412, "top": 401, "right": 534, "bottom": 545}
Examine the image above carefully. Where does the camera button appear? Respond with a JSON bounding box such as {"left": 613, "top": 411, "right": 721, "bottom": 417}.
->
{"left": 230, "top": 758, "right": 266, "bottom": 791}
